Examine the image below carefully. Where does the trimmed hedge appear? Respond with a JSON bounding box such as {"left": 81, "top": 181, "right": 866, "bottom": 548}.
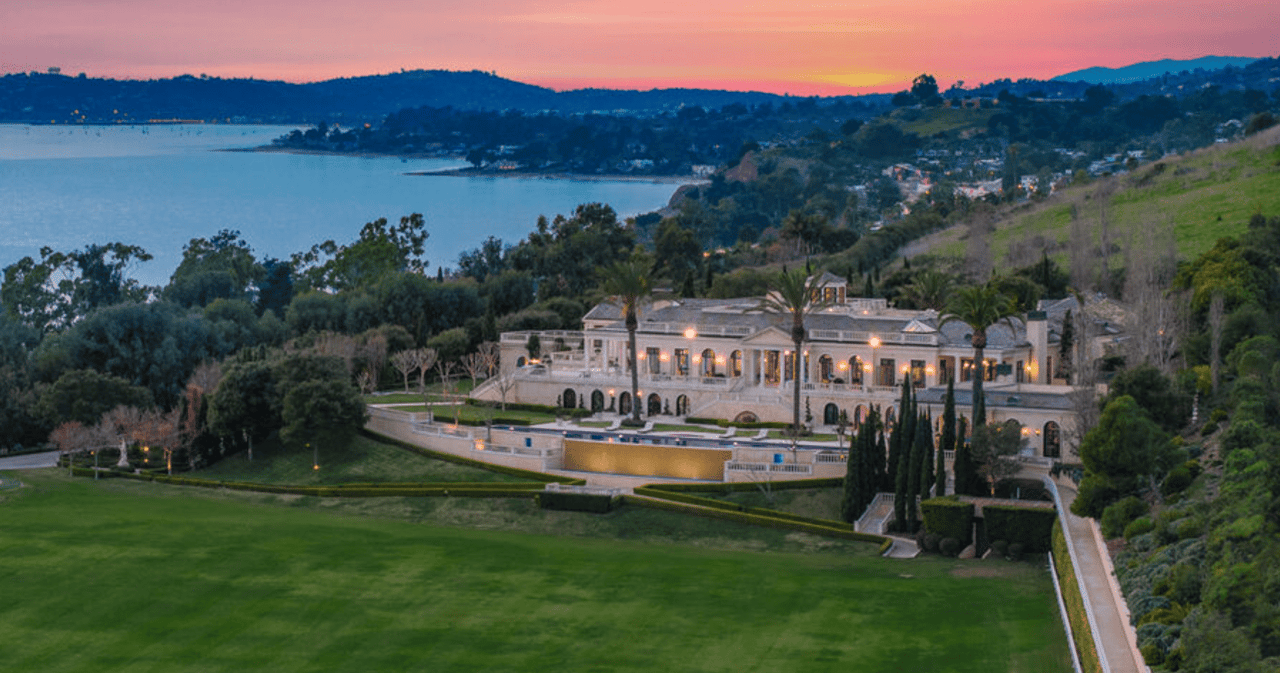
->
{"left": 984, "top": 505, "right": 1057, "bottom": 553}
{"left": 536, "top": 491, "right": 618, "bottom": 513}
{"left": 681, "top": 417, "right": 791, "bottom": 429}
{"left": 361, "top": 429, "right": 585, "bottom": 484}
{"left": 96, "top": 471, "right": 547, "bottom": 499}
{"left": 1052, "top": 520, "right": 1104, "bottom": 673}
{"left": 920, "top": 497, "right": 975, "bottom": 546}
{"left": 633, "top": 486, "right": 854, "bottom": 529}
{"left": 623, "top": 494, "right": 890, "bottom": 549}
{"left": 465, "top": 398, "right": 593, "bottom": 419}
{"left": 642, "top": 477, "right": 843, "bottom": 494}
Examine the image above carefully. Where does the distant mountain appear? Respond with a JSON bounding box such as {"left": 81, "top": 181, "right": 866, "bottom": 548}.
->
{"left": 1053, "top": 56, "right": 1262, "bottom": 84}
{"left": 0, "top": 69, "right": 827, "bottom": 125}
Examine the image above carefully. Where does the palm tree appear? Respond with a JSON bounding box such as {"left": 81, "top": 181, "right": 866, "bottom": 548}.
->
{"left": 902, "top": 269, "right": 953, "bottom": 311}
{"left": 756, "top": 268, "right": 830, "bottom": 437}
{"left": 940, "top": 283, "right": 1021, "bottom": 427}
{"left": 601, "top": 259, "right": 651, "bottom": 427}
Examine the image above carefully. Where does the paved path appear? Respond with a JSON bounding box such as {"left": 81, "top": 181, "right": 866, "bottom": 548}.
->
{"left": 1056, "top": 483, "right": 1144, "bottom": 673}
{"left": 0, "top": 450, "right": 60, "bottom": 470}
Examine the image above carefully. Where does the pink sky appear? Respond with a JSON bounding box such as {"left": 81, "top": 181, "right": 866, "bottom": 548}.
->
{"left": 3, "top": 0, "right": 1277, "bottom": 95}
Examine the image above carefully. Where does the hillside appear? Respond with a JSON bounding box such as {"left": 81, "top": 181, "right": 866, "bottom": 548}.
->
{"left": 1054, "top": 56, "right": 1261, "bottom": 84}
{"left": 903, "top": 125, "right": 1280, "bottom": 271}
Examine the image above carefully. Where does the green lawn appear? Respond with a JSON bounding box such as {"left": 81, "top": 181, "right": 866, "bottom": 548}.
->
{"left": 194, "top": 433, "right": 531, "bottom": 484}
{"left": 0, "top": 471, "right": 1073, "bottom": 673}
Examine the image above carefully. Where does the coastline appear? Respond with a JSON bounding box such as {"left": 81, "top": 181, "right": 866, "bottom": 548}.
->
{"left": 236, "top": 145, "right": 704, "bottom": 184}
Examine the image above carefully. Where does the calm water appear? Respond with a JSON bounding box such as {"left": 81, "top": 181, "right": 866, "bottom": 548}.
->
{"left": 0, "top": 124, "right": 681, "bottom": 287}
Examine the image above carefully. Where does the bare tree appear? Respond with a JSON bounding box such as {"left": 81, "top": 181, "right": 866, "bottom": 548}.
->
{"left": 1122, "top": 216, "right": 1184, "bottom": 374}
{"left": 435, "top": 360, "right": 459, "bottom": 424}
{"left": 1209, "top": 292, "right": 1225, "bottom": 395}
{"left": 358, "top": 333, "right": 388, "bottom": 392}
{"left": 1068, "top": 202, "right": 1095, "bottom": 294}
{"left": 357, "top": 369, "right": 376, "bottom": 395}
{"left": 314, "top": 332, "right": 358, "bottom": 374}
{"left": 181, "top": 362, "right": 222, "bottom": 470}
{"left": 50, "top": 421, "right": 95, "bottom": 472}
{"left": 390, "top": 349, "right": 419, "bottom": 393}
{"left": 460, "top": 351, "right": 489, "bottom": 389}
{"left": 964, "top": 205, "right": 994, "bottom": 280}
{"left": 413, "top": 347, "right": 438, "bottom": 393}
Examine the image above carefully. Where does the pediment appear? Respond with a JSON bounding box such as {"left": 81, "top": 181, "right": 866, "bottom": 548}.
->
{"left": 902, "top": 319, "right": 937, "bottom": 333}
{"left": 741, "top": 325, "right": 794, "bottom": 347}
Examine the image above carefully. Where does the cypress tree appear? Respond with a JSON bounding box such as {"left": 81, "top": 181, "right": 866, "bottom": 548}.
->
{"left": 917, "top": 410, "right": 934, "bottom": 503}
{"left": 863, "top": 408, "right": 881, "bottom": 510}
{"left": 893, "top": 381, "right": 915, "bottom": 531}
{"left": 841, "top": 426, "right": 863, "bottom": 523}
{"left": 955, "top": 415, "right": 973, "bottom": 495}
{"left": 938, "top": 376, "right": 957, "bottom": 497}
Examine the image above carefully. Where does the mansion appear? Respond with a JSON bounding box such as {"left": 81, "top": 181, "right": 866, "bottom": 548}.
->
{"left": 482, "top": 273, "right": 1084, "bottom": 460}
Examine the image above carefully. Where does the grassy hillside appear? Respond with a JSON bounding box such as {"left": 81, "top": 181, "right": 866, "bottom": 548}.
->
{"left": 1, "top": 471, "right": 1072, "bottom": 673}
{"left": 910, "top": 126, "right": 1280, "bottom": 271}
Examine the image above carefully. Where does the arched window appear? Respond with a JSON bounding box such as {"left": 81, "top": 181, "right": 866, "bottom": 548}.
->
{"left": 849, "top": 356, "right": 864, "bottom": 386}
{"left": 517, "top": 356, "right": 527, "bottom": 368}
{"left": 819, "top": 355, "right": 834, "bottom": 382}
{"left": 676, "top": 394, "right": 690, "bottom": 416}
{"left": 702, "top": 349, "right": 717, "bottom": 376}
{"left": 885, "top": 406, "right": 896, "bottom": 431}
{"left": 854, "top": 405, "right": 866, "bottom": 430}
{"left": 619, "top": 392, "right": 632, "bottom": 415}
{"left": 730, "top": 350, "right": 743, "bottom": 377}
{"left": 590, "top": 390, "right": 605, "bottom": 412}
{"left": 823, "top": 403, "right": 839, "bottom": 425}
{"left": 561, "top": 388, "right": 576, "bottom": 409}
{"left": 1043, "top": 421, "right": 1061, "bottom": 458}
{"left": 647, "top": 393, "right": 662, "bottom": 416}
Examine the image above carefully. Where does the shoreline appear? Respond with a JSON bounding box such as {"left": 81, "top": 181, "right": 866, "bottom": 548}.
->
{"left": 235, "top": 145, "right": 704, "bottom": 184}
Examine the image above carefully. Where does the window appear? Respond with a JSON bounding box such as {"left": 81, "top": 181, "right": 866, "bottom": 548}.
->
{"left": 730, "top": 350, "right": 743, "bottom": 377}
{"left": 646, "top": 347, "right": 660, "bottom": 375}
{"left": 879, "top": 358, "right": 896, "bottom": 387}
{"left": 849, "top": 356, "right": 864, "bottom": 385}
{"left": 675, "top": 348, "right": 689, "bottom": 376}
{"left": 911, "top": 359, "right": 925, "bottom": 388}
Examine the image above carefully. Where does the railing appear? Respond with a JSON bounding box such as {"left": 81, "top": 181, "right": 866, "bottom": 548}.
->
{"left": 545, "top": 482, "right": 623, "bottom": 497}
{"left": 725, "top": 461, "right": 813, "bottom": 475}
{"left": 815, "top": 452, "right": 847, "bottom": 464}
{"left": 412, "top": 422, "right": 473, "bottom": 439}
{"left": 855, "top": 492, "right": 896, "bottom": 534}
{"left": 478, "top": 443, "right": 560, "bottom": 458}
{"left": 639, "top": 323, "right": 753, "bottom": 337}
{"left": 807, "top": 329, "right": 939, "bottom": 346}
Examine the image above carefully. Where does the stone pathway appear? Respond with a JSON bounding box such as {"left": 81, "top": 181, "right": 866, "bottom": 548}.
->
{"left": 1056, "top": 483, "right": 1145, "bottom": 673}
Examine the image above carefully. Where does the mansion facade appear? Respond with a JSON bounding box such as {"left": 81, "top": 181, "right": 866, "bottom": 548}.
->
{"left": 483, "top": 273, "right": 1078, "bottom": 460}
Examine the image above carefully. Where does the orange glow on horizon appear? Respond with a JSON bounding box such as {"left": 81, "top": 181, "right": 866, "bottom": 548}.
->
{"left": 4, "top": 1, "right": 1275, "bottom": 98}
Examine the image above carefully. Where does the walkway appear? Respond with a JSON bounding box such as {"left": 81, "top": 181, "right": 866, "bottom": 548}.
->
{"left": 1055, "top": 482, "right": 1144, "bottom": 673}
{"left": 0, "top": 450, "right": 60, "bottom": 470}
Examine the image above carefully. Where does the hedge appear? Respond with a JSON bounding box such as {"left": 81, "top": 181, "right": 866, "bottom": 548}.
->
{"left": 641, "top": 477, "right": 843, "bottom": 494}
{"left": 681, "top": 417, "right": 792, "bottom": 430}
{"left": 536, "top": 491, "right": 618, "bottom": 513}
{"left": 633, "top": 487, "right": 855, "bottom": 529}
{"left": 83, "top": 470, "right": 547, "bottom": 499}
{"left": 465, "top": 398, "right": 593, "bottom": 418}
{"left": 361, "top": 429, "right": 585, "bottom": 484}
{"left": 920, "top": 497, "right": 975, "bottom": 546}
{"left": 623, "top": 494, "right": 890, "bottom": 549}
{"left": 1052, "top": 520, "right": 1104, "bottom": 673}
{"left": 983, "top": 504, "right": 1057, "bottom": 553}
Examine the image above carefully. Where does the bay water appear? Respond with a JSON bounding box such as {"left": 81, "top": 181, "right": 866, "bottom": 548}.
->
{"left": 0, "top": 124, "right": 681, "bottom": 288}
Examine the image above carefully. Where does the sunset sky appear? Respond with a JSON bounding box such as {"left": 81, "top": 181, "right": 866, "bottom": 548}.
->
{"left": 4, "top": 0, "right": 1278, "bottom": 95}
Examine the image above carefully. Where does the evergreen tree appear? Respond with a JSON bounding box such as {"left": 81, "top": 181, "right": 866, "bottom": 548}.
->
{"left": 841, "top": 422, "right": 865, "bottom": 522}
{"left": 955, "top": 415, "right": 974, "bottom": 495}
{"left": 916, "top": 410, "right": 935, "bottom": 503}
{"left": 938, "top": 376, "right": 957, "bottom": 496}
{"left": 870, "top": 408, "right": 886, "bottom": 502}
{"left": 893, "top": 379, "right": 915, "bottom": 531}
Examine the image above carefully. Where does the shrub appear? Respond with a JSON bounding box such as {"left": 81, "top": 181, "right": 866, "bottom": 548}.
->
{"left": 939, "top": 537, "right": 960, "bottom": 557}
{"left": 1199, "top": 421, "right": 1218, "bottom": 436}
{"left": 1161, "top": 465, "right": 1193, "bottom": 496}
{"left": 536, "top": 491, "right": 617, "bottom": 513}
{"left": 1007, "top": 542, "right": 1025, "bottom": 561}
{"left": 983, "top": 505, "right": 1057, "bottom": 553}
{"left": 921, "top": 532, "right": 941, "bottom": 553}
{"left": 1101, "top": 496, "right": 1149, "bottom": 538}
{"left": 990, "top": 539, "right": 1009, "bottom": 557}
{"left": 1124, "top": 516, "right": 1156, "bottom": 540}
{"left": 920, "top": 497, "right": 974, "bottom": 546}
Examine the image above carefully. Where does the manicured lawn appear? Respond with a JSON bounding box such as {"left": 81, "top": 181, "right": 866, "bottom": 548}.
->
{"left": 1, "top": 471, "right": 1073, "bottom": 673}
{"left": 194, "top": 433, "right": 532, "bottom": 484}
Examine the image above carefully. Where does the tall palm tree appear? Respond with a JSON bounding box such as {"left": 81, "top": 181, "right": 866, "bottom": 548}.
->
{"left": 601, "top": 259, "right": 651, "bottom": 427}
{"left": 940, "top": 283, "right": 1021, "bottom": 427}
{"left": 756, "top": 268, "right": 830, "bottom": 437}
